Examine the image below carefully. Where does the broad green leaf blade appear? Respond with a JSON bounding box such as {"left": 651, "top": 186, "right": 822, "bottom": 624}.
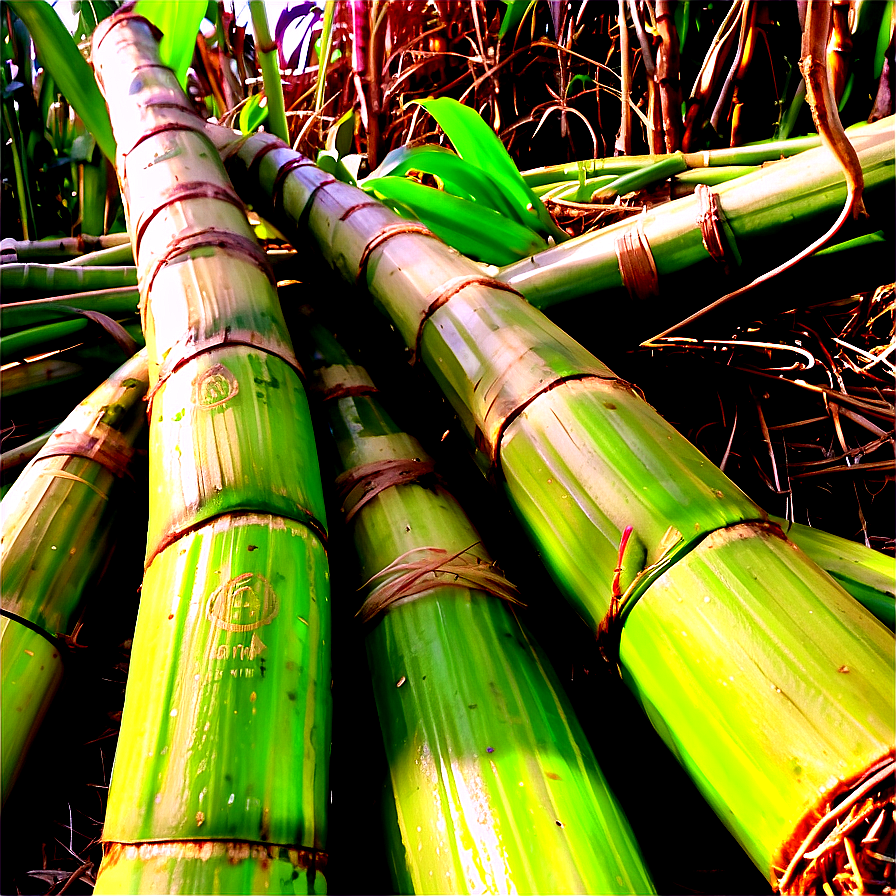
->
{"left": 497, "top": 0, "right": 534, "bottom": 39}
{"left": 362, "top": 176, "right": 548, "bottom": 266}
{"left": 365, "top": 144, "right": 533, "bottom": 227}
{"left": 413, "top": 97, "right": 567, "bottom": 242}
{"left": 134, "top": 0, "right": 205, "bottom": 90}
{"left": 6, "top": 0, "right": 116, "bottom": 161}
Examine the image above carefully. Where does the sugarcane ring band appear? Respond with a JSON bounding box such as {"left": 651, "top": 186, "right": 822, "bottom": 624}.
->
{"left": 357, "top": 545, "right": 523, "bottom": 624}
{"left": 356, "top": 223, "right": 440, "bottom": 286}
{"left": 145, "top": 340, "right": 306, "bottom": 422}
{"left": 412, "top": 275, "right": 525, "bottom": 365}
{"left": 0, "top": 608, "right": 67, "bottom": 660}
{"left": 311, "top": 363, "right": 379, "bottom": 401}
{"left": 272, "top": 157, "right": 319, "bottom": 212}
{"left": 134, "top": 183, "right": 246, "bottom": 261}
{"left": 143, "top": 228, "right": 275, "bottom": 295}
{"left": 335, "top": 458, "right": 440, "bottom": 524}
{"left": 144, "top": 509, "right": 328, "bottom": 573}
{"left": 37, "top": 430, "right": 135, "bottom": 480}
{"left": 614, "top": 223, "right": 659, "bottom": 301}
{"left": 695, "top": 184, "right": 734, "bottom": 270}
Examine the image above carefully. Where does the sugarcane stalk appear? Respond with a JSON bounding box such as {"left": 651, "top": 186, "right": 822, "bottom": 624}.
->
{"left": 305, "top": 324, "right": 655, "bottom": 894}
{"left": 1, "top": 287, "right": 140, "bottom": 331}
{"left": 212, "top": 123, "right": 895, "bottom": 890}
{"left": 1, "top": 263, "right": 137, "bottom": 297}
{"left": 0, "top": 427, "right": 56, "bottom": 475}
{"left": 0, "top": 234, "right": 130, "bottom": 263}
{"left": 58, "top": 242, "right": 134, "bottom": 267}
{"left": 1, "top": 350, "right": 149, "bottom": 803}
{"left": 498, "top": 117, "right": 893, "bottom": 313}
{"left": 519, "top": 130, "right": 833, "bottom": 187}
{"left": 770, "top": 515, "right": 895, "bottom": 630}
{"left": 90, "top": 13, "right": 330, "bottom": 894}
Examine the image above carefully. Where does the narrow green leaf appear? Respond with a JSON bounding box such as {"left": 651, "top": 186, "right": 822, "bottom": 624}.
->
{"left": 238, "top": 93, "right": 269, "bottom": 135}
{"left": 134, "top": 0, "right": 205, "bottom": 90}
{"left": 313, "top": 1, "right": 337, "bottom": 117}
{"left": 365, "top": 144, "right": 530, "bottom": 226}
{"left": 413, "top": 97, "right": 567, "bottom": 242}
{"left": 362, "top": 176, "right": 548, "bottom": 266}
{"left": 497, "top": 0, "right": 534, "bottom": 39}
{"left": 327, "top": 108, "right": 356, "bottom": 158}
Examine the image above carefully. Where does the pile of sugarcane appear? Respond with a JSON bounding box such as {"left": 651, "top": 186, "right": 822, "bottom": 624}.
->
{"left": 2, "top": 7, "right": 894, "bottom": 896}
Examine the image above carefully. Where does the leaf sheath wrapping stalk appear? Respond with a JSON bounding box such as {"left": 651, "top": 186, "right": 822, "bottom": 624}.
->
{"left": 308, "top": 336, "right": 654, "bottom": 894}
{"left": 92, "top": 13, "right": 330, "bottom": 893}
{"left": 1, "top": 350, "right": 149, "bottom": 802}
{"left": 215, "top": 129, "right": 896, "bottom": 885}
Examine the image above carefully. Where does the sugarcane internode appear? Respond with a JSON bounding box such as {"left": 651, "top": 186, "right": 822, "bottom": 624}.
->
{"left": 303, "top": 326, "right": 656, "bottom": 893}
{"left": 212, "top": 121, "right": 895, "bottom": 893}
{"left": 91, "top": 12, "right": 330, "bottom": 894}
{"left": 1, "top": 350, "right": 149, "bottom": 805}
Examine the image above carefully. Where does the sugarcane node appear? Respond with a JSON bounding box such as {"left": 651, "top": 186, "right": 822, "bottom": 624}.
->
{"left": 488, "top": 373, "right": 627, "bottom": 472}
{"left": 143, "top": 509, "right": 328, "bottom": 574}
{"left": 356, "top": 544, "right": 523, "bottom": 624}
{"left": 120, "top": 121, "right": 200, "bottom": 161}
{"left": 339, "top": 200, "right": 387, "bottom": 222}
{"left": 774, "top": 752, "right": 896, "bottom": 894}
{"left": 92, "top": 11, "right": 162, "bottom": 85}
{"left": 356, "top": 222, "right": 440, "bottom": 286}
{"left": 335, "top": 458, "right": 439, "bottom": 524}
{"left": 143, "top": 228, "right": 275, "bottom": 295}
{"left": 310, "top": 362, "right": 378, "bottom": 400}
{"left": 412, "top": 275, "right": 525, "bottom": 366}
{"left": 134, "top": 182, "right": 245, "bottom": 256}
{"left": 695, "top": 183, "right": 734, "bottom": 272}
{"left": 98, "top": 840, "right": 328, "bottom": 873}
{"left": 37, "top": 429, "right": 136, "bottom": 480}
{"left": 0, "top": 609, "right": 69, "bottom": 661}
{"left": 614, "top": 222, "right": 659, "bottom": 302}
{"left": 272, "top": 157, "right": 320, "bottom": 212}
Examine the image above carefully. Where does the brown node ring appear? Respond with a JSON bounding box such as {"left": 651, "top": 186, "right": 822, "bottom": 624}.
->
{"left": 614, "top": 223, "right": 659, "bottom": 301}
{"left": 335, "top": 458, "right": 440, "bottom": 524}
{"left": 356, "top": 223, "right": 440, "bottom": 286}
{"left": 412, "top": 275, "right": 525, "bottom": 365}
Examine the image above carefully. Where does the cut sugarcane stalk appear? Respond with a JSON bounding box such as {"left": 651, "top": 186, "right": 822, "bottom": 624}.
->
{"left": 90, "top": 12, "right": 330, "bottom": 894}
{"left": 0, "top": 233, "right": 130, "bottom": 263}
{"left": 770, "top": 515, "right": 895, "bottom": 630}
{"left": 1, "top": 350, "right": 148, "bottom": 803}
{"left": 500, "top": 117, "right": 894, "bottom": 313}
{"left": 1, "top": 287, "right": 141, "bottom": 331}
{"left": 212, "top": 124, "right": 895, "bottom": 890}
{"left": 305, "top": 323, "right": 655, "bottom": 894}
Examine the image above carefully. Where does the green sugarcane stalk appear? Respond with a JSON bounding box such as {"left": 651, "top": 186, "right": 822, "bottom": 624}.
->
{"left": 305, "top": 324, "right": 655, "bottom": 894}
{"left": 1, "top": 263, "right": 137, "bottom": 296}
{"left": 770, "top": 516, "right": 895, "bottom": 630}
{"left": 212, "top": 124, "right": 895, "bottom": 891}
{"left": 1, "top": 287, "right": 141, "bottom": 331}
{"left": 0, "top": 427, "right": 56, "bottom": 475}
{"left": 1, "top": 350, "right": 149, "bottom": 803}
{"left": 248, "top": 1, "right": 289, "bottom": 145}
{"left": 498, "top": 118, "right": 894, "bottom": 312}
{"left": 58, "top": 242, "right": 135, "bottom": 267}
{"left": 0, "top": 234, "right": 130, "bottom": 263}
{"left": 518, "top": 127, "right": 876, "bottom": 188}
{"left": 0, "top": 318, "right": 92, "bottom": 359}
{"left": 91, "top": 13, "right": 330, "bottom": 894}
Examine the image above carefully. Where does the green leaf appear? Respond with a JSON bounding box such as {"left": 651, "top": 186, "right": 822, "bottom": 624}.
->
{"left": 361, "top": 176, "right": 548, "bottom": 266}
{"left": 316, "top": 148, "right": 357, "bottom": 186}
{"left": 238, "top": 93, "right": 269, "bottom": 135}
{"left": 873, "top": 0, "right": 894, "bottom": 79}
{"left": 326, "top": 108, "right": 356, "bottom": 159}
{"left": 412, "top": 97, "right": 567, "bottom": 243}
{"left": 365, "top": 144, "right": 529, "bottom": 227}
{"left": 314, "top": 1, "right": 337, "bottom": 115}
{"left": 134, "top": 0, "right": 206, "bottom": 90}
{"left": 6, "top": 0, "right": 116, "bottom": 161}
{"left": 497, "top": 0, "right": 534, "bottom": 40}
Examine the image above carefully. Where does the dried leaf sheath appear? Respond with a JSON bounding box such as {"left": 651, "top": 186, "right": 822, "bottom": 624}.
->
{"left": 1, "top": 350, "right": 149, "bottom": 803}
{"left": 213, "top": 126, "right": 895, "bottom": 889}
{"left": 307, "top": 327, "right": 655, "bottom": 894}
{"left": 91, "top": 14, "right": 330, "bottom": 894}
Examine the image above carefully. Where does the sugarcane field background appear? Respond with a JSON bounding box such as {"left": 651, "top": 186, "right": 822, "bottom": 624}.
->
{"left": 1, "top": 0, "right": 894, "bottom": 894}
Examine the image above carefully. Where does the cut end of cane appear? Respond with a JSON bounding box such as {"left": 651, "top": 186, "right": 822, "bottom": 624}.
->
{"left": 773, "top": 750, "right": 895, "bottom": 894}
